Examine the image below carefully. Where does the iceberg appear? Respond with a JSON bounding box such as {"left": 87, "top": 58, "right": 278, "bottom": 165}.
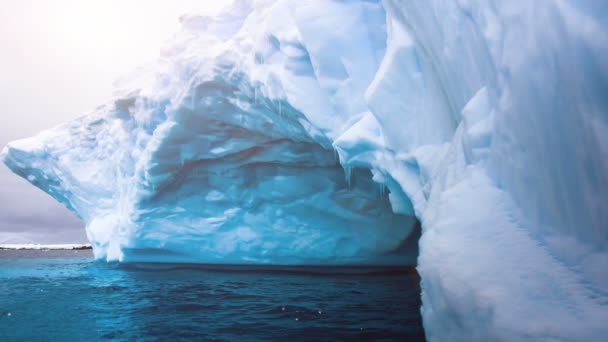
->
{"left": 2, "top": 0, "right": 607, "bottom": 339}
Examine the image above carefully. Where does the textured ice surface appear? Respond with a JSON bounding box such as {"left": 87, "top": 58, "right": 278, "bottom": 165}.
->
{"left": 1, "top": 0, "right": 416, "bottom": 266}
{"left": 2, "top": 0, "right": 608, "bottom": 340}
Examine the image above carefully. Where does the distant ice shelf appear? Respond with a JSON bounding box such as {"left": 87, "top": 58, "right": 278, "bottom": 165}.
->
{"left": 0, "top": 244, "right": 92, "bottom": 250}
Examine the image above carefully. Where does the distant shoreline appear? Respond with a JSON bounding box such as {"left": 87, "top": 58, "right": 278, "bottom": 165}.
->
{"left": 0, "top": 244, "right": 92, "bottom": 250}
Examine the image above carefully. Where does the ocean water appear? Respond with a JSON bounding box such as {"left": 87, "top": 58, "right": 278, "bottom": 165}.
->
{"left": 0, "top": 250, "right": 425, "bottom": 341}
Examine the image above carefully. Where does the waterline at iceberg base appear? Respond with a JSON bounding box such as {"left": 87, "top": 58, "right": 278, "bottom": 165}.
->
{"left": 2, "top": 0, "right": 607, "bottom": 340}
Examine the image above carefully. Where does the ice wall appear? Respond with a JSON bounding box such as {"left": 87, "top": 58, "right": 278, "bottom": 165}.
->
{"left": 2, "top": 0, "right": 608, "bottom": 340}
{"left": 378, "top": 1, "right": 608, "bottom": 340}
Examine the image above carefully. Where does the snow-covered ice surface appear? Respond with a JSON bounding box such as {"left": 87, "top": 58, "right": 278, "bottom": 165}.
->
{"left": 2, "top": 0, "right": 608, "bottom": 339}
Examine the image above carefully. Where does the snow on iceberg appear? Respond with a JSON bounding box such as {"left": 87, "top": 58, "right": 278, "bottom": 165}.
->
{"left": 2, "top": 0, "right": 608, "bottom": 340}
{"left": 1, "top": 0, "right": 416, "bottom": 266}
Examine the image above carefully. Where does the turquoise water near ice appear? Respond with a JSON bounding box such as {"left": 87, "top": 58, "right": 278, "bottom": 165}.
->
{"left": 0, "top": 251, "right": 424, "bottom": 341}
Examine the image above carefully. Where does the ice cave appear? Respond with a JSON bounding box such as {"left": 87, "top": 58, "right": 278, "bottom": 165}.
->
{"left": 2, "top": 0, "right": 607, "bottom": 340}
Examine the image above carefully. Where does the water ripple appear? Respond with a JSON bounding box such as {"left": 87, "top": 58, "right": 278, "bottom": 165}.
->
{"left": 0, "top": 253, "right": 425, "bottom": 341}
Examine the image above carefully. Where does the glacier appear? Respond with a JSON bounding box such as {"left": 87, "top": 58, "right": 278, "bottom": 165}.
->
{"left": 2, "top": 0, "right": 608, "bottom": 340}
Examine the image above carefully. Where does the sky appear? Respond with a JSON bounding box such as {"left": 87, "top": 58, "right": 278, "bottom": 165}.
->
{"left": 0, "top": 0, "right": 230, "bottom": 243}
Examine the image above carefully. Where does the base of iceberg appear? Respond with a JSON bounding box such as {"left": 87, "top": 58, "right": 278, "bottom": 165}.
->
{"left": 2, "top": 0, "right": 607, "bottom": 340}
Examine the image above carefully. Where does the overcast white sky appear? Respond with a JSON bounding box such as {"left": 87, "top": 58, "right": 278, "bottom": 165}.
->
{"left": 0, "top": 0, "right": 230, "bottom": 243}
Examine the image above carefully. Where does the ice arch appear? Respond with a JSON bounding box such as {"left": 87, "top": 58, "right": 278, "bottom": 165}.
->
{"left": 2, "top": 68, "right": 419, "bottom": 264}
{"left": 2, "top": 0, "right": 420, "bottom": 265}
{"left": 2, "top": 0, "right": 608, "bottom": 340}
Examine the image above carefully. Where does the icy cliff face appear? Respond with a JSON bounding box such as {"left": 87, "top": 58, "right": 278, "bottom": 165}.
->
{"left": 3, "top": 0, "right": 608, "bottom": 339}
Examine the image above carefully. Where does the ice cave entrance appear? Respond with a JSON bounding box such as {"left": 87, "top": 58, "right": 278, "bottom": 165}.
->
{"left": 114, "top": 147, "right": 421, "bottom": 266}
{"left": 338, "top": 166, "right": 421, "bottom": 266}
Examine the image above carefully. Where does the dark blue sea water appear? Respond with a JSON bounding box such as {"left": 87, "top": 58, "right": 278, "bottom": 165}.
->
{"left": 0, "top": 250, "right": 425, "bottom": 341}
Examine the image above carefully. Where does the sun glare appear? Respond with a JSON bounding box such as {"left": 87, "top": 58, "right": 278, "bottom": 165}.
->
{"left": 46, "top": 1, "right": 230, "bottom": 68}
{"left": 0, "top": 0, "right": 232, "bottom": 139}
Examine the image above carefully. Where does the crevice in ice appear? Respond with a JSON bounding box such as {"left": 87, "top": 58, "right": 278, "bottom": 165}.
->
{"left": 343, "top": 165, "right": 352, "bottom": 189}
{"left": 384, "top": 219, "right": 421, "bottom": 258}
